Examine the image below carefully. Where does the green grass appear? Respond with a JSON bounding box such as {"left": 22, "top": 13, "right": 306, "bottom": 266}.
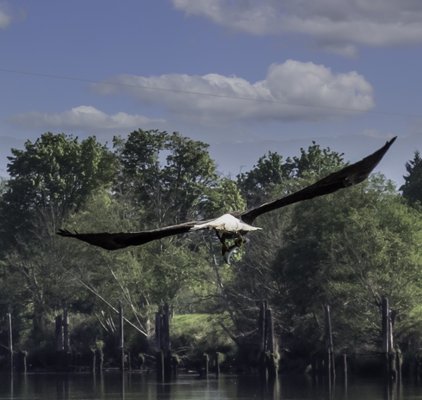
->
{"left": 171, "top": 313, "right": 235, "bottom": 353}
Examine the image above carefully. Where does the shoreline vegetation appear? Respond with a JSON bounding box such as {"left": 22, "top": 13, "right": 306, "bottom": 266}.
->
{"left": 1, "top": 130, "right": 421, "bottom": 380}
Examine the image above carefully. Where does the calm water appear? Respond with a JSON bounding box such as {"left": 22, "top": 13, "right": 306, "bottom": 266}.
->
{"left": 0, "top": 373, "right": 421, "bottom": 400}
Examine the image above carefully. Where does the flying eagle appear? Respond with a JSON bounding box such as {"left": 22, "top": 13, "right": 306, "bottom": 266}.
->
{"left": 58, "top": 137, "right": 396, "bottom": 261}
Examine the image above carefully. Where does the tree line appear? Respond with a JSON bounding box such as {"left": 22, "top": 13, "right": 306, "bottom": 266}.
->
{"left": 0, "top": 130, "right": 421, "bottom": 372}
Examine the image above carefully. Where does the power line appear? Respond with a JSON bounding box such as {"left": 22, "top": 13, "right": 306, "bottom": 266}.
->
{"left": 0, "top": 66, "right": 421, "bottom": 119}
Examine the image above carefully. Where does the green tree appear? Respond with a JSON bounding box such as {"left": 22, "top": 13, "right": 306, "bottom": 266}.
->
{"left": 237, "top": 151, "right": 293, "bottom": 208}
{"left": 59, "top": 132, "right": 245, "bottom": 338}
{"left": 401, "top": 151, "right": 422, "bottom": 205}
{"left": 327, "top": 183, "right": 422, "bottom": 350}
{"left": 216, "top": 143, "right": 347, "bottom": 342}
{"left": 237, "top": 143, "right": 345, "bottom": 210}
{"left": 221, "top": 143, "right": 422, "bottom": 361}
{"left": 0, "top": 132, "right": 117, "bottom": 340}
{"left": 0, "top": 132, "right": 117, "bottom": 251}
{"left": 265, "top": 176, "right": 421, "bottom": 356}
{"left": 113, "top": 130, "right": 219, "bottom": 226}
{"left": 291, "top": 141, "right": 344, "bottom": 178}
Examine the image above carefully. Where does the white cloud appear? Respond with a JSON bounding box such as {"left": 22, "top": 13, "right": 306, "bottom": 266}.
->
{"left": 172, "top": 0, "right": 422, "bottom": 54}
{"left": 10, "top": 106, "right": 165, "bottom": 133}
{"left": 93, "top": 60, "right": 374, "bottom": 123}
{"left": 0, "top": 4, "right": 12, "bottom": 29}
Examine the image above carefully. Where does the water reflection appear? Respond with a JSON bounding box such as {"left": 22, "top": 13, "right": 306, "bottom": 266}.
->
{"left": 0, "top": 373, "right": 421, "bottom": 400}
{"left": 55, "top": 374, "right": 69, "bottom": 399}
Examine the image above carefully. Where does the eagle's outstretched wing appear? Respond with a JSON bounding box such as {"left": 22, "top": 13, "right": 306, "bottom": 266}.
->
{"left": 239, "top": 136, "right": 396, "bottom": 225}
{"left": 57, "top": 220, "right": 200, "bottom": 250}
{"left": 58, "top": 137, "right": 396, "bottom": 252}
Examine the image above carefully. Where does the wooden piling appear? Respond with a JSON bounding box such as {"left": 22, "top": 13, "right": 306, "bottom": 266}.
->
{"left": 155, "top": 311, "right": 162, "bottom": 349}
{"left": 91, "top": 348, "right": 96, "bottom": 374}
{"left": 382, "top": 297, "right": 390, "bottom": 354}
{"left": 55, "top": 315, "right": 64, "bottom": 351}
{"left": 7, "top": 312, "right": 13, "bottom": 372}
{"left": 98, "top": 345, "right": 104, "bottom": 372}
{"left": 62, "top": 308, "right": 71, "bottom": 370}
{"left": 203, "top": 353, "right": 209, "bottom": 378}
{"left": 53, "top": 308, "right": 71, "bottom": 371}
{"left": 63, "top": 307, "right": 70, "bottom": 353}
{"left": 55, "top": 314, "right": 64, "bottom": 370}
{"left": 18, "top": 350, "right": 27, "bottom": 373}
{"left": 266, "top": 308, "right": 278, "bottom": 379}
{"left": 215, "top": 352, "right": 221, "bottom": 377}
{"left": 119, "top": 302, "right": 125, "bottom": 371}
{"left": 324, "top": 304, "right": 335, "bottom": 380}
{"left": 157, "top": 350, "right": 165, "bottom": 381}
{"left": 265, "top": 308, "right": 274, "bottom": 353}
{"left": 161, "top": 304, "right": 170, "bottom": 353}
{"left": 396, "top": 348, "right": 403, "bottom": 382}
{"left": 343, "top": 353, "right": 347, "bottom": 381}
{"left": 155, "top": 304, "right": 172, "bottom": 380}
{"left": 382, "top": 297, "right": 396, "bottom": 380}
{"left": 258, "top": 301, "right": 266, "bottom": 353}
{"left": 257, "top": 301, "right": 279, "bottom": 380}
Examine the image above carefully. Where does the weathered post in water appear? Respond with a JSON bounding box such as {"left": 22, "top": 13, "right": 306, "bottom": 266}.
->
{"left": 381, "top": 297, "right": 397, "bottom": 380}
{"left": 258, "top": 301, "right": 279, "bottom": 380}
{"left": 258, "top": 301, "right": 267, "bottom": 379}
{"left": 343, "top": 353, "right": 348, "bottom": 387}
{"left": 382, "top": 297, "right": 390, "bottom": 354}
{"left": 7, "top": 312, "right": 13, "bottom": 372}
{"left": 119, "top": 302, "right": 125, "bottom": 371}
{"left": 91, "top": 347, "right": 96, "bottom": 374}
{"left": 97, "top": 340, "right": 104, "bottom": 373}
{"left": 324, "top": 304, "right": 335, "bottom": 381}
{"left": 203, "top": 353, "right": 209, "bottom": 378}
{"left": 55, "top": 314, "right": 64, "bottom": 370}
{"left": 17, "top": 350, "right": 27, "bottom": 373}
{"left": 55, "top": 315, "right": 64, "bottom": 351}
{"left": 155, "top": 304, "right": 172, "bottom": 380}
{"left": 265, "top": 307, "right": 278, "bottom": 379}
{"left": 63, "top": 307, "right": 70, "bottom": 353}
{"left": 215, "top": 352, "right": 221, "bottom": 377}
{"left": 63, "top": 307, "right": 71, "bottom": 370}
{"left": 258, "top": 301, "right": 267, "bottom": 354}
{"left": 55, "top": 308, "right": 71, "bottom": 371}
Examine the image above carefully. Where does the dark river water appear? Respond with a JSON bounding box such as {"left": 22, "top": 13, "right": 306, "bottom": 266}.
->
{"left": 0, "top": 373, "right": 420, "bottom": 400}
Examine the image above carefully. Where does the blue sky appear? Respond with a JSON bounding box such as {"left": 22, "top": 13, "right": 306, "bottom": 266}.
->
{"left": 1, "top": 0, "right": 422, "bottom": 186}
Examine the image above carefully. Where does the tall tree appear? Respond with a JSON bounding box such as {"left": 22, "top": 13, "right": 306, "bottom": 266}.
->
{"left": 237, "top": 151, "right": 293, "bottom": 208}
{"left": 237, "top": 143, "right": 345, "bottom": 210}
{"left": 221, "top": 144, "right": 422, "bottom": 359}
{"left": 246, "top": 176, "right": 421, "bottom": 356}
{"left": 59, "top": 131, "right": 245, "bottom": 336}
{"left": 401, "top": 151, "right": 422, "bottom": 205}
{"left": 291, "top": 141, "right": 344, "bottom": 178}
{"left": 218, "top": 143, "right": 347, "bottom": 340}
{"left": 0, "top": 132, "right": 117, "bottom": 251}
{"left": 113, "top": 130, "right": 219, "bottom": 226}
{"left": 0, "top": 132, "right": 117, "bottom": 340}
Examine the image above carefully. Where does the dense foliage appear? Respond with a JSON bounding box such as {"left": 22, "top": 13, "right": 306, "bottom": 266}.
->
{"left": 401, "top": 151, "right": 422, "bottom": 206}
{"left": 0, "top": 130, "right": 421, "bottom": 372}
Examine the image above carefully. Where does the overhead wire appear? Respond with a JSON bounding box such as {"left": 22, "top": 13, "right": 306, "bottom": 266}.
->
{"left": 0, "top": 66, "right": 421, "bottom": 119}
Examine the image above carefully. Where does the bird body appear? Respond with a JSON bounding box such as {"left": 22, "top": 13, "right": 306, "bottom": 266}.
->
{"left": 58, "top": 137, "right": 397, "bottom": 261}
{"left": 192, "top": 213, "right": 261, "bottom": 233}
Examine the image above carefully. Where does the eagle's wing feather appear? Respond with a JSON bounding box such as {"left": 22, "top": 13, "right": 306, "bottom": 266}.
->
{"left": 57, "top": 220, "right": 201, "bottom": 250}
{"left": 240, "top": 137, "right": 396, "bottom": 225}
{"left": 58, "top": 138, "right": 396, "bottom": 251}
